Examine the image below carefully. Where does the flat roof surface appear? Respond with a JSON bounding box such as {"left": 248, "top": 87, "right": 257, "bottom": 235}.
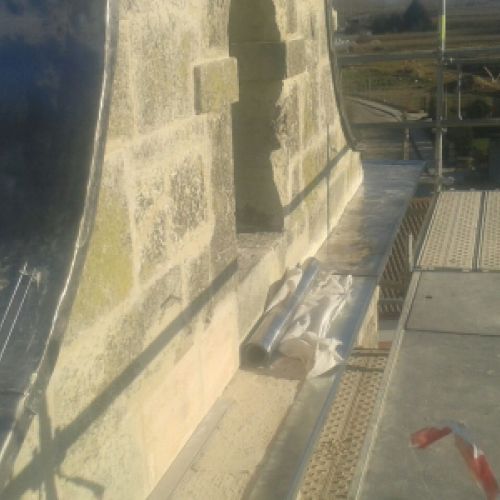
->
{"left": 356, "top": 328, "right": 500, "bottom": 500}
{"left": 353, "top": 190, "right": 500, "bottom": 499}
{"left": 407, "top": 271, "right": 500, "bottom": 335}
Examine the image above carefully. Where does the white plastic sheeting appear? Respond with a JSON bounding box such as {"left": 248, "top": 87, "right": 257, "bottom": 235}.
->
{"left": 277, "top": 272, "right": 353, "bottom": 378}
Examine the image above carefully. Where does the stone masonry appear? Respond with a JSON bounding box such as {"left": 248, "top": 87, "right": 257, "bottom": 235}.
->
{"left": 5, "top": 1, "right": 362, "bottom": 498}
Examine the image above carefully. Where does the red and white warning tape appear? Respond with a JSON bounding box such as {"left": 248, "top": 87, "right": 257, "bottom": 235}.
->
{"left": 411, "top": 422, "right": 500, "bottom": 500}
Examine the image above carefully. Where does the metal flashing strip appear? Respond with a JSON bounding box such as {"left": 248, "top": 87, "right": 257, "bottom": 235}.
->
{"left": 348, "top": 272, "right": 422, "bottom": 500}
{"left": 246, "top": 277, "right": 378, "bottom": 500}
{"left": 477, "top": 191, "right": 500, "bottom": 272}
{"left": 417, "top": 191, "right": 482, "bottom": 271}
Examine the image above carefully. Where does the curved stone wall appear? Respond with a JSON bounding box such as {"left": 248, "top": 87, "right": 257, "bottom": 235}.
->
{"left": 4, "top": 1, "right": 362, "bottom": 498}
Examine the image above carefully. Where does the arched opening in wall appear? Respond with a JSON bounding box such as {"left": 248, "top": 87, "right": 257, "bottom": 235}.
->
{"left": 229, "top": 0, "right": 285, "bottom": 233}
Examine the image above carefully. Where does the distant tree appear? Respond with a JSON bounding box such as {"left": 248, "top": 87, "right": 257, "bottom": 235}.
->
{"left": 369, "top": 0, "right": 434, "bottom": 34}
{"left": 371, "top": 13, "right": 404, "bottom": 34}
{"left": 402, "top": 0, "right": 434, "bottom": 32}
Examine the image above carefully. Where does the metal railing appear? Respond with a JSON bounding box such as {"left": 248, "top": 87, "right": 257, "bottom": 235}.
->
{"left": 335, "top": 0, "right": 500, "bottom": 183}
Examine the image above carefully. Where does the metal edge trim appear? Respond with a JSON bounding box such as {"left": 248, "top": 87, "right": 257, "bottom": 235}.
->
{"left": 285, "top": 281, "right": 378, "bottom": 500}
{"left": 476, "top": 191, "right": 489, "bottom": 271}
{"left": 0, "top": 1, "right": 119, "bottom": 491}
{"left": 415, "top": 191, "right": 441, "bottom": 269}
{"left": 324, "top": 0, "right": 358, "bottom": 150}
{"left": 347, "top": 271, "right": 422, "bottom": 500}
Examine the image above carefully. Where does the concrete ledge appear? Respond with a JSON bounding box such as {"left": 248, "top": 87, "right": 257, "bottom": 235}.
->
{"left": 231, "top": 39, "right": 306, "bottom": 81}
{"left": 194, "top": 58, "right": 239, "bottom": 114}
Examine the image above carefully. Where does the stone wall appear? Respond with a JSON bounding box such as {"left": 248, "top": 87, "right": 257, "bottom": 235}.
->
{"left": 5, "top": 1, "right": 362, "bottom": 498}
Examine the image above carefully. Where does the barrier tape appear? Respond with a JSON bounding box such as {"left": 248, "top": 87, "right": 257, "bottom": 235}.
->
{"left": 411, "top": 422, "right": 500, "bottom": 500}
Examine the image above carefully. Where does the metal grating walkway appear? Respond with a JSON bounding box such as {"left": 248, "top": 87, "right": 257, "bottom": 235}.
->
{"left": 478, "top": 191, "right": 500, "bottom": 272}
{"left": 379, "top": 197, "right": 431, "bottom": 319}
{"left": 299, "top": 349, "right": 389, "bottom": 500}
{"left": 417, "top": 191, "right": 482, "bottom": 271}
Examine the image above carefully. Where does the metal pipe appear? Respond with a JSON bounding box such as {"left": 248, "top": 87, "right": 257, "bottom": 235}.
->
{"left": 338, "top": 46, "right": 500, "bottom": 67}
{"left": 457, "top": 64, "right": 463, "bottom": 120}
{"left": 403, "top": 126, "right": 410, "bottom": 160}
{"left": 244, "top": 258, "right": 321, "bottom": 365}
{"left": 353, "top": 118, "right": 500, "bottom": 129}
{"left": 408, "top": 233, "right": 414, "bottom": 272}
{"left": 324, "top": 0, "right": 358, "bottom": 149}
{"left": 435, "top": 0, "right": 447, "bottom": 183}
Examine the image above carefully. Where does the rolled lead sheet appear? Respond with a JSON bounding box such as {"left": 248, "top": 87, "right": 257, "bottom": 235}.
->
{"left": 244, "top": 258, "right": 321, "bottom": 366}
{"left": 279, "top": 273, "right": 352, "bottom": 378}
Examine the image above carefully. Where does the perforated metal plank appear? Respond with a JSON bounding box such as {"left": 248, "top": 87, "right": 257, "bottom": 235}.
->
{"left": 417, "top": 191, "right": 482, "bottom": 271}
{"left": 477, "top": 191, "right": 500, "bottom": 271}
{"left": 299, "top": 349, "right": 389, "bottom": 500}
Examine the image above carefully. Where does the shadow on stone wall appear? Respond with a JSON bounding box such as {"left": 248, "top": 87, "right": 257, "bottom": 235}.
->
{"left": 229, "top": 0, "right": 285, "bottom": 233}
{"left": 2, "top": 260, "right": 238, "bottom": 499}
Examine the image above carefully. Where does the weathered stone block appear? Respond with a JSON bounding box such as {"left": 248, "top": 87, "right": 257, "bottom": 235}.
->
{"left": 318, "top": 9, "right": 329, "bottom": 58}
{"left": 308, "top": 182, "right": 328, "bottom": 246}
{"left": 276, "top": 81, "right": 300, "bottom": 158}
{"left": 211, "top": 219, "right": 237, "bottom": 284}
{"left": 130, "top": 119, "right": 206, "bottom": 225}
{"left": 209, "top": 110, "right": 236, "bottom": 194}
{"left": 129, "top": 13, "right": 194, "bottom": 132}
{"left": 136, "top": 143, "right": 210, "bottom": 279}
{"left": 57, "top": 264, "right": 183, "bottom": 426}
{"left": 287, "top": 0, "right": 298, "bottom": 34}
{"left": 306, "top": 40, "right": 320, "bottom": 77}
{"left": 208, "top": 111, "right": 237, "bottom": 278}
{"left": 130, "top": 122, "right": 211, "bottom": 282}
{"left": 301, "top": 74, "right": 320, "bottom": 146}
{"left": 141, "top": 340, "right": 205, "bottom": 485}
{"left": 291, "top": 156, "right": 302, "bottom": 199}
{"left": 140, "top": 293, "right": 239, "bottom": 488}
{"left": 185, "top": 250, "right": 212, "bottom": 325}
{"left": 207, "top": 0, "right": 231, "bottom": 49}
{"left": 67, "top": 154, "right": 133, "bottom": 334}
{"left": 199, "top": 294, "right": 239, "bottom": 403}
{"left": 59, "top": 398, "right": 147, "bottom": 500}
{"left": 320, "top": 62, "right": 335, "bottom": 125}
{"left": 302, "top": 147, "right": 321, "bottom": 200}
{"left": 285, "top": 203, "right": 308, "bottom": 245}
{"left": 107, "top": 22, "right": 134, "bottom": 142}
{"left": 139, "top": 209, "right": 172, "bottom": 281}
{"left": 170, "top": 155, "right": 208, "bottom": 237}
{"left": 194, "top": 58, "right": 239, "bottom": 114}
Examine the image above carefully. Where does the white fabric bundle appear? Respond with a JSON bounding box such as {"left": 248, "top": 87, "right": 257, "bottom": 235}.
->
{"left": 279, "top": 273, "right": 352, "bottom": 378}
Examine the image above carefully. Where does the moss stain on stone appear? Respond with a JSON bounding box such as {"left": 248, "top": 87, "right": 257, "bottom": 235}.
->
{"left": 70, "top": 186, "right": 133, "bottom": 329}
{"left": 302, "top": 149, "right": 321, "bottom": 208}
